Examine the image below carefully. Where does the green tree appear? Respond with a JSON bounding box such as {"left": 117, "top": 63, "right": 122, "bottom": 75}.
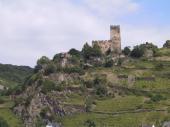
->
{"left": 68, "top": 48, "right": 81, "bottom": 58}
{"left": 41, "top": 80, "right": 56, "bottom": 94}
{"left": 130, "top": 45, "right": 144, "bottom": 58}
{"left": 82, "top": 43, "right": 93, "bottom": 59}
{"left": 122, "top": 46, "right": 131, "bottom": 56}
{"left": 92, "top": 43, "right": 102, "bottom": 57}
{"left": 82, "top": 43, "right": 102, "bottom": 59}
{"left": 37, "top": 56, "right": 50, "bottom": 66}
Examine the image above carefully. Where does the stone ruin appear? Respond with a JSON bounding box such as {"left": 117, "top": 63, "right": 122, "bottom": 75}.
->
{"left": 92, "top": 25, "right": 121, "bottom": 54}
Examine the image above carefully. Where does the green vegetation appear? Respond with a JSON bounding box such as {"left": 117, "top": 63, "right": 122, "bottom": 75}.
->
{"left": 0, "top": 109, "right": 23, "bottom": 127}
{"left": 122, "top": 46, "right": 131, "bottom": 56}
{"left": 0, "top": 42, "right": 170, "bottom": 127}
{"left": 0, "top": 117, "right": 9, "bottom": 127}
{"left": 0, "top": 64, "right": 33, "bottom": 87}
{"left": 82, "top": 43, "right": 102, "bottom": 59}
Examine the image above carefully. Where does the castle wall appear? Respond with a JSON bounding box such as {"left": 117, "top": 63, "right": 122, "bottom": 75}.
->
{"left": 92, "top": 40, "right": 112, "bottom": 54}
{"left": 92, "top": 25, "right": 121, "bottom": 55}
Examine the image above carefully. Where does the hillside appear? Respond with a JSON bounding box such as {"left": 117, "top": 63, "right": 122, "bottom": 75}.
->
{"left": 0, "top": 63, "right": 33, "bottom": 95}
{"left": 8, "top": 42, "right": 169, "bottom": 127}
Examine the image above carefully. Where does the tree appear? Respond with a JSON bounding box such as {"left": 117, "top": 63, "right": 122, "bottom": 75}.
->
{"left": 122, "top": 46, "right": 131, "bottom": 56}
{"left": 82, "top": 43, "right": 102, "bottom": 59}
{"left": 130, "top": 42, "right": 158, "bottom": 58}
{"left": 82, "top": 43, "right": 93, "bottom": 59}
{"left": 37, "top": 56, "right": 50, "bottom": 66}
{"left": 130, "top": 46, "right": 144, "bottom": 58}
{"left": 92, "top": 43, "right": 102, "bottom": 57}
{"left": 68, "top": 48, "right": 81, "bottom": 58}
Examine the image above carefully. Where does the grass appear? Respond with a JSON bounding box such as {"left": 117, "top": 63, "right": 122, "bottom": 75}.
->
{"left": 0, "top": 108, "right": 23, "bottom": 127}
{"left": 157, "top": 48, "right": 170, "bottom": 57}
{"left": 94, "top": 96, "right": 144, "bottom": 112}
{"left": 65, "top": 93, "right": 85, "bottom": 105}
{"left": 61, "top": 112, "right": 169, "bottom": 127}
{"left": 134, "top": 78, "right": 170, "bottom": 90}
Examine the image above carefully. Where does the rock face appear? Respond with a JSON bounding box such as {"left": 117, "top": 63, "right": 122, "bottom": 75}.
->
{"left": 92, "top": 25, "right": 121, "bottom": 54}
{"left": 13, "top": 73, "right": 85, "bottom": 127}
{"left": 163, "top": 40, "right": 170, "bottom": 48}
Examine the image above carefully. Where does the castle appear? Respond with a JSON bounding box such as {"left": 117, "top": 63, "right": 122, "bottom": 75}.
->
{"left": 92, "top": 25, "right": 121, "bottom": 54}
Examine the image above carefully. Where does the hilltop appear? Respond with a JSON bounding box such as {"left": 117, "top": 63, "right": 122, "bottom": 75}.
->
{"left": 10, "top": 40, "right": 170, "bottom": 127}
{"left": 0, "top": 26, "right": 170, "bottom": 127}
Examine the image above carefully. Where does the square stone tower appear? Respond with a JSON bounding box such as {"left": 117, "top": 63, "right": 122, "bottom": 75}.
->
{"left": 110, "top": 25, "right": 121, "bottom": 54}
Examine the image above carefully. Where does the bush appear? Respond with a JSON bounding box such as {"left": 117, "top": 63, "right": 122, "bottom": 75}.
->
{"left": 122, "top": 46, "right": 131, "bottom": 56}
{"left": 96, "top": 85, "right": 107, "bottom": 97}
{"left": 84, "top": 119, "right": 96, "bottom": 127}
{"left": 105, "top": 59, "right": 113, "bottom": 67}
{"left": 53, "top": 53, "right": 62, "bottom": 62}
{"left": 82, "top": 43, "right": 102, "bottom": 59}
{"left": 41, "top": 80, "right": 56, "bottom": 94}
{"left": 130, "top": 46, "right": 144, "bottom": 58}
{"left": 68, "top": 48, "right": 82, "bottom": 58}
{"left": 150, "top": 94, "right": 166, "bottom": 102}
{"left": 44, "top": 63, "right": 56, "bottom": 76}
{"left": 37, "top": 56, "right": 50, "bottom": 66}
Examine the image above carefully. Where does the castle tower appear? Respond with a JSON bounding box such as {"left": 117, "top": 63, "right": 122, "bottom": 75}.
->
{"left": 110, "top": 25, "right": 121, "bottom": 54}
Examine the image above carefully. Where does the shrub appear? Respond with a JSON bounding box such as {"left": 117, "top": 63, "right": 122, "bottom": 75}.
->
{"left": 84, "top": 119, "right": 96, "bottom": 127}
{"left": 53, "top": 53, "right": 62, "bottom": 62}
{"left": 105, "top": 59, "right": 113, "bottom": 67}
{"left": 96, "top": 85, "right": 107, "bottom": 97}
{"left": 82, "top": 43, "right": 102, "bottom": 59}
{"left": 41, "top": 80, "right": 56, "bottom": 94}
{"left": 150, "top": 94, "right": 166, "bottom": 102}
{"left": 68, "top": 48, "right": 81, "bottom": 58}
{"left": 130, "top": 42, "right": 158, "bottom": 58}
{"left": 130, "top": 46, "right": 144, "bottom": 58}
{"left": 122, "top": 46, "right": 131, "bottom": 56}
{"left": 37, "top": 56, "right": 50, "bottom": 66}
{"left": 44, "top": 63, "right": 56, "bottom": 76}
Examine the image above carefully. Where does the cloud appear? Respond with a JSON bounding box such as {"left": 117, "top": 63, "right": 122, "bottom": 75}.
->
{"left": 0, "top": 0, "right": 169, "bottom": 66}
{"left": 83, "top": 0, "right": 139, "bottom": 17}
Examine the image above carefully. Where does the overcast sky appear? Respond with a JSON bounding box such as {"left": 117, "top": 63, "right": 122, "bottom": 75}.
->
{"left": 0, "top": 0, "right": 170, "bottom": 67}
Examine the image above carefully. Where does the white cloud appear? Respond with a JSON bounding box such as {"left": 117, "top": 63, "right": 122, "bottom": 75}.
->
{"left": 83, "top": 0, "right": 139, "bottom": 17}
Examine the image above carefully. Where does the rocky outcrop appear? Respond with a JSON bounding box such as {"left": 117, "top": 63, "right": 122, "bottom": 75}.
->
{"left": 13, "top": 72, "right": 84, "bottom": 127}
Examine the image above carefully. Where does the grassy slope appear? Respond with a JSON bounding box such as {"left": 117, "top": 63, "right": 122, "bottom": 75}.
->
{"left": 0, "top": 96, "right": 23, "bottom": 127}
{"left": 60, "top": 49, "right": 170, "bottom": 127}
{"left": 0, "top": 63, "right": 33, "bottom": 88}
{"left": 0, "top": 64, "right": 33, "bottom": 127}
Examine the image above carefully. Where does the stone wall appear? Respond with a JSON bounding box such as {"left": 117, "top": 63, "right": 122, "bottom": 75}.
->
{"left": 92, "top": 40, "right": 112, "bottom": 54}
